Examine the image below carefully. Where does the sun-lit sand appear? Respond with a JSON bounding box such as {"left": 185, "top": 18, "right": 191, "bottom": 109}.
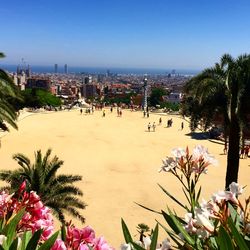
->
{"left": 0, "top": 109, "right": 249, "bottom": 248}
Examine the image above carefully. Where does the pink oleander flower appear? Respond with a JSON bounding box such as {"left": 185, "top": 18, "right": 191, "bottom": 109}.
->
{"left": 93, "top": 236, "right": 113, "bottom": 250}
{"left": 51, "top": 239, "right": 67, "bottom": 250}
{"left": 0, "top": 188, "right": 54, "bottom": 242}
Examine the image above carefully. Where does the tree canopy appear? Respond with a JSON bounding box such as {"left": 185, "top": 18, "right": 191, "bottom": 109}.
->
{"left": 181, "top": 53, "right": 250, "bottom": 188}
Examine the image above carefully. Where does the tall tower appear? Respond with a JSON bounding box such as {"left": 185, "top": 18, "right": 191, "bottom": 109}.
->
{"left": 54, "top": 64, "right": 58, "bottom": 73}
{"left": 64, "top": 64, "right": 68, "bottom": 74}
{"left": 142, "top": 76, "right": 148, "bottom": 111}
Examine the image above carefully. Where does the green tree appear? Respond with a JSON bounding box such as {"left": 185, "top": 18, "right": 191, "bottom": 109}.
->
{"left": 182, "top": 54, "right": 250, "bottom": 188}
{"left": 0, "top": 149, "right": 86, "bottom": 224}
{"left": 149, "top": 87, "right": 167, "bottom": 107}
{"left": 0, "top": 52, "right": 20, "bottom": 131}
{"left": 21, "top": 89, "right": 61, "bottom": 108}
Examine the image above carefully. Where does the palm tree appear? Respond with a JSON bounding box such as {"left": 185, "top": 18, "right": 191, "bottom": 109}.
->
{"left": 182, "top": 54, "right": 250, "bottom": 188}
{"left": 0, "top": 149, "right": 86, "bottom": 224}
{"left": 0, "top": 52, "right": 19, "bottom": 132}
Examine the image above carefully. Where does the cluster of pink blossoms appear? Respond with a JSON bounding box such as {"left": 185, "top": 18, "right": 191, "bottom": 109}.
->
{"left": 52, "top": 224, "right": 114, "bottom": 250}
{"left": 0, "top": 182, "right": 54, "bottom": 241}
{"left": 0, "top": 182, "right": 113, "bottom": 250}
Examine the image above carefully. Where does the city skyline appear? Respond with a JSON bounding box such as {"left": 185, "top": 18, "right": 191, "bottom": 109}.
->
{"left": 1, "top": 0, "right": 250, "bottom": 70}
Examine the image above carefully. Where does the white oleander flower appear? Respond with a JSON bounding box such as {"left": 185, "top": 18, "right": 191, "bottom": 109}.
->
{"left": 212, "top": 190, "right": 238, "bottom": 205}
{"left": 195, "top": 207, "right": 214, "bottom": 233}
{"left": 120, "top": 243, "right": 131, "bottom": 250}
{"left": 159, "top": 157, "right": 177, "bottom": 172}
{"left": 192, "top": 145, "right": 218, "bottom": 166}
{"left": 184, "top": 213, "right": 197, "bottom": 234}
{"left": 229, "top": 182, "right": 243, "bottom": 196}
{"left": 0, "top": 235, "right": 7, "bottom": 245}
{"left": 157, "top": 238, "right": 171, "bottom": 250}
{"left": 143, "top": 236, "right": 151, "bottom": 248}
{"left": 171, "top": 147, "right": 186, "bottom": 159}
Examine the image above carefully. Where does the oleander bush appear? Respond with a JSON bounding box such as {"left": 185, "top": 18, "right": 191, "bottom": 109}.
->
{"left": 121, "top": 145, "right": 250, "bottom": 249}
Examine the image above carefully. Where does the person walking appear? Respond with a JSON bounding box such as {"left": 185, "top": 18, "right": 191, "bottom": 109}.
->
{"left": 152, "top": 122, "right": 156, "bottom": 132}
{"left": 181, "top": 122, "right": 184, "bottom": 130}
{"left": 159, "top": 117, "right": 162, "bottom": 125}
{"left": 103, "top": 110, "right": 106, "bottom": 117}
{"left": 148, "top": 122, "right": 151, "bottom": 132}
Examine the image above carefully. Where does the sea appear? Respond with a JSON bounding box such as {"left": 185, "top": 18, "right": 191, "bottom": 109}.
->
{"left": 0, "top": 64, "right": 200, "bottom": 76}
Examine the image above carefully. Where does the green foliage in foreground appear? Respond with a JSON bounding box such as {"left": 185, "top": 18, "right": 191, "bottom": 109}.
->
{"left": 0, "top": 149, "right": 86, "bottom": 224}
{"left": 0, "top": 52, "right": 20, "bottom": 131}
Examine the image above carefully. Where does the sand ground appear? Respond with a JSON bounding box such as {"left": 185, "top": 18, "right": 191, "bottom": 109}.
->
{"left": 0, "top": 109, "right": 249, "bottom": 248}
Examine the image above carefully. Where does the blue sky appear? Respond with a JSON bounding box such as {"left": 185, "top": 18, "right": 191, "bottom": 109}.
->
{"left": 1, "top": 0, "right": 250, "bottom": 70}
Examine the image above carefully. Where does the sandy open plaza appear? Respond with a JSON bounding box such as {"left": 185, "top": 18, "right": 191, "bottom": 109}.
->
{"left": 0, "top": 109, "right": 249, "bottom": 248}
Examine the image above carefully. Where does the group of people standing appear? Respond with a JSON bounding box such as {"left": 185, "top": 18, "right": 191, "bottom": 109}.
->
{"left": 240, "top": 145, "right": 249, "bottom": 159}
{"left": 147, "top": 122, "right": 156, "bottom": 132}
{"left": 147, "top": 117, "right": 184, "bottom": 132}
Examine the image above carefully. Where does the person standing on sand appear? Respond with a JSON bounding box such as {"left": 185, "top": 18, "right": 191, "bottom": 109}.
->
{"left": 159, "top": 117, "right": 162, "bottom": 125}
{"left": 223, "top": 142, "right": 228, "bottom": 155}
{"left": 181, "top": 122, "right": 184, "bottom": 130}
{"left": 244, "top": 145, "right": 249, "bottom": 158}
{"left": 148, "top": 122, "right": 151, "bottom": 132}
{"left": 103, "top": 110, "right": 105, "bottom": 117}
{"left": 80, "top": 108, "right": 83, "bottom": 115}
{"left": 152, "top": 122, "right": 156, "bottom": 132}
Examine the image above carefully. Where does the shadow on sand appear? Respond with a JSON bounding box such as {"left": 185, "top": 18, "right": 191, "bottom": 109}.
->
{"left": 185, "top": 132, "right": 225, "bottom": 145}
{"left": 185, "top": 132, "right": 210, "bottom": 140}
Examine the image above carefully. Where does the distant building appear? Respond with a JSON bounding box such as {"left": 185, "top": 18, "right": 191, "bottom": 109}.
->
{"left": 163, "top": 92, "right": 183, "bottom": 104}
{"left": 26, "top": 78, "right": 51, "bottom": 91}
{"left": 13, "top": 72, "right": 26, "bottom": 91}
{"left": 54, "top": 64, "right": 58, "bottom": 73}
{"left": 64, "top": 64, "right": 68, "bottom": 74}
{"left": 80, "top": 84, "right": 97, "bottom": 99}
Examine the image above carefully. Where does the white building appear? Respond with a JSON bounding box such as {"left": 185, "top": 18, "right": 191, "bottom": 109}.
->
{"left": 163, "top": 92, "right": 183, "bottom": 103}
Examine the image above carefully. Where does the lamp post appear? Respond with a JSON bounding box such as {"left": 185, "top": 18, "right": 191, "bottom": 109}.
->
{"left": 143, "top": 76, "right": 148, "bottom": 111}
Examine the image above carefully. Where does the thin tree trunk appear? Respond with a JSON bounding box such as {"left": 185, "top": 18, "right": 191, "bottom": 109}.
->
{"left": 225, "top": 115, "right": 240, "bottom": 189}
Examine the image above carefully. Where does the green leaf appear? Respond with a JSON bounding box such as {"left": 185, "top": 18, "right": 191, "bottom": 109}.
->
{"left": 37, "top": 231, "right": 59, "bottom": 250}
{"left": 121, "top": 219, "right": 133, "bottom": 244}
{"left": 26, "top": 229, "right": 43, "bottom": 250}
{"left": 228, "top": 217, "right": 249, "bottom": 250}
{"left": 0, "top": 245, "right": 4, "bottom": 250}
{"left": 150, "top": 224, "right": 158, "bottom": 250}
{"left": 158, "top": 184, "right": 188, "bottom": 210}
{"left": 61, "top": 225, "right": 66, "bottom": 241}
{"left": 134, "top": 202, "right": 161, "bottom": 214}
{"left": 20, "top": 231, "right": 32, "bottom": 250}
{"left": 156, "top": 220, "right": 183, "bottom": 247}
{"left": 228, "top": 203, "right": 241, "bottom": 229}
{"left": 167, "top": 209, "right": 195, "bottom": 246}
{"left": 161, "top": 210, "right": 179, "bottom": 234}
{"left": 9, "top": 237, "right": 18, "bottom": 250}
{"left": 3, "top": 208, "right": 25, "bottom": 247}
{"left": 216, "top": 225, "right": 235, "bottom": 250}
